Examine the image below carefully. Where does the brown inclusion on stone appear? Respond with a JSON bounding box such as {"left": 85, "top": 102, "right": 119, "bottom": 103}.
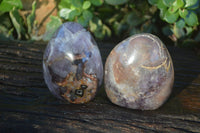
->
{"left": 56, "top": 52, "right": 97, "bottom": 104}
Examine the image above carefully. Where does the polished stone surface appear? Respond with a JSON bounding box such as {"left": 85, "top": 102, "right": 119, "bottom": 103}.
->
{"left": 43, "top": 22, "right": 103, "bottom": 104}
{"left": 104, "top": 33, "right": 174, "bottom": 110}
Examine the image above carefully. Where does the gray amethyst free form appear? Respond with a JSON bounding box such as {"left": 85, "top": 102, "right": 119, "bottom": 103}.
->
{"left": 104, "top": 33, "right": 174, "bottom": 110}
{"left": 43, "top": 22, "right": 103, "bottom": 104}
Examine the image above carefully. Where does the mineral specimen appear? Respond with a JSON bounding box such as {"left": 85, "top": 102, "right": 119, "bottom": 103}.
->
{"left": 104, "top": 33, "right": 174, "bottom": 110}
{"left": 43, "top": 22, "right": 103, "bottom": 104}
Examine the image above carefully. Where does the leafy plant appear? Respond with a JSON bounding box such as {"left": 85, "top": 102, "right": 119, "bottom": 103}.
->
{"left": 0, "top": 0, "right": 199, "bottom": 47}
{"left": 51, "top": 0, "right": 157, "bottom": 40}
{"left": 105, "top": 0, "right": 129, "bottom": 6}
{"left": 0, "top": 0, "right": 23, "bottom": 13}
{"left": 106, "top": 0, "right": 158, "bottom": 39}
{"left": 54, "top": 0, "right": 111, "bottom": 39}
{"left": 148, "top": 0, "right": 200, "bottom": 42}
{"left": 0, "top": 0, "right": 39, "bottom": 40}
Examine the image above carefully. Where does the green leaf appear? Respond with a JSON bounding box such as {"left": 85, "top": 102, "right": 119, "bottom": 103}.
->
{"left": 162, "top": 26, "right": 173, "bottom": 36}
{"left": 126, "top": 12, "right": 144, "bottom": 27}
{"left": 59, "top": 8, "right": 72, "bottom": 20}
{"left": 173, "top": 24, "right": 185, "bottom": 38}
{"left": 58, "top": 0, "right": 71, "bottom": 9}
{"left": 27, "top": 1, "right": 36, "bottom": 34}
{"left": 176, "top": 19, "right": 185, "bottom": 28}
{"left": 0, "top": 25, "right": 10, "bottom": 36}
{"left": 142, "top": 22, "right": 157, "bottom": 33}
{"left": 70, "top": 0, "right": 83, "bottom": 8}
{"left": 130, "top": 28, "right": 140, "bottom": 35}
{"left": 105, "top": 0, "right": 129, "bottom": 5}
{"left": 186, "top": 0, "right": 199, "bottom": 9}
{"left": 164, "top": 10, "right": 179, "bottom": 23}
{"left": 83, "top": 10, "right": 93, "bottom": 22}
{"left": 9, "top": 7, "right": 25, "bottom": 39}
{"left": 43, "top": 16, "right": 62, "bottom": 41}
{"left": 159, "top": 8, "right": 167, "bottom": 19}
{"left": 148, "top": 0, "right": 158, "bottom": 5}
{"left": 173, "top": 0, "right": 184, "bottom": 7}
{"left": 179, "top": 9, "right": 188, "bottom": 18}
{"left": 89, "top": 17, "right": 105, "bottom": 39}
{"left": 187, "top": 2, "right": 199, "bottom": 9}
{"left": 89, "top": 20, "right": 97, "bottom": 31}
{"left": 185, "top": 12, "right": 198, "bottom": 26}
{"left": 156, "top": 0, "right": 167, "bottom": 10}
{"left": 0, "top": 0, "right": 23, "bottom": 12}
{"left": 185, "top": 26, "right": 193, "bottom": 35}
{"left": 103, "top": 25, "right": 111, "bottom": 37}
{"left": 116, "top": 22, "right": 128, "bottom": 35}
{"left": 90, "top": 0, "right": 103, "bottom": 6}
{"left": 68, "top": 9, "right": 81, "bottom": 20}
{"left": 82, "top": 1, "right": 91, "bottom": 9}
{"left": 0, "top": 13, "right": 13, "bottom": 28}
{"left": 94, "top": 30, "right": 104, "bottom": 39}
{"left": 77, "top": 16, "right": 88, "bottom": 27}
{"left": 185, "top": 0, "right": 198, "bottom": 8}
{"left": 163, "top": 0, "right": 175, "bottom": 7}
{"left": 168, "top": 0, "right": 184, "bottom": 13}
{"left": 0, "top": 25, "right": 14, "bottom": 40}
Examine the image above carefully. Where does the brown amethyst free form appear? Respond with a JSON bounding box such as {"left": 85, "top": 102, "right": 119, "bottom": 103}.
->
{"left": 104, "top": 33, "right": 174, "bottom": 110}
{"left": 43, "top": 22, "right": 103, "bottom": 104}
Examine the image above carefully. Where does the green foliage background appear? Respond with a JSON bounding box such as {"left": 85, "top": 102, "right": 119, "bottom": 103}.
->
{"left": 0, "top": 0, "right": 200, "bottom": 46}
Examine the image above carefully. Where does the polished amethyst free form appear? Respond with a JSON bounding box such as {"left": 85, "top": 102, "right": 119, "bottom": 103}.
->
{"left": 43, "top": 22, "right": 103, "bottom": 104}
{"left": 104, "top": 33, "right": 174, "bottom": 110}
